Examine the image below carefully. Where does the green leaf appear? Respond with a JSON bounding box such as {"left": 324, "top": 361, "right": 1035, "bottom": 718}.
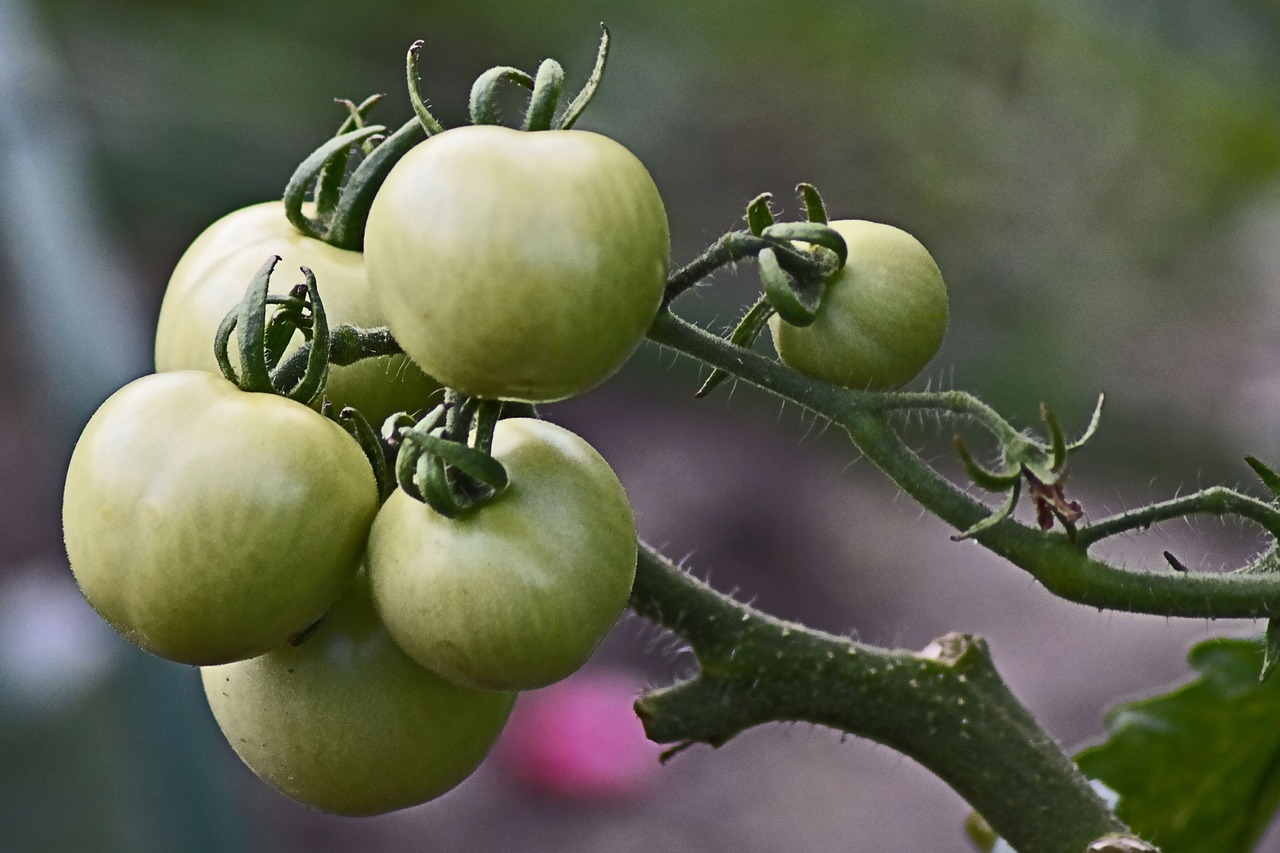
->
{"left": 1075, "top": 637, "right": 1280, "bottom": 853}
{"left": 1264, "top": 621, "right": 1280, "bottom": 683}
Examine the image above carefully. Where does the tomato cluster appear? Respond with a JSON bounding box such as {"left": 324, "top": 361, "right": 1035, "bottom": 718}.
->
{"left": 60, "top": 33, "right": 951, "bottom": 818}
{"left": 61, "top": 86, "right": 662, "bottom": 812}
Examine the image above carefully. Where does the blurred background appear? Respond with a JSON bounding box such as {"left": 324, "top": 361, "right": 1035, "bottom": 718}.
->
{"left": 4, "top": 0, "right": 1280, "bottom": 850}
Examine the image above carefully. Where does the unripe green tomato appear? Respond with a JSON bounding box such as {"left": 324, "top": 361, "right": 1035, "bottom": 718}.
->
{"left": 367, "top": 418, "right": 637, "bottom": 691}
{"left": 154, "top": 201, "right": 439, "bottom": 425}
{"left": 363, "top": 125, "right": 670, "bottom": 403}
{"left": 62, "top": 371, "right": 378, "bottom": 665}
{"left": 768, "top": 220, "right": 948, "bottom": 390}
{"left": 202, "top": 571, "right": 515, "bottom": 816}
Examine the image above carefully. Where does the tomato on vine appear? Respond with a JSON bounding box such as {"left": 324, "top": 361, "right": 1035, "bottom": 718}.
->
{"left": 155, "top": 202, "right": 439, "bottom": 425}
{"left": 768, "top": 220, "right": 948, "bottom": 391}
{"left": 363, "top": 125, "right": 670, "bottom": 403}
{"left": 367, "top": 417, "right": 638, "bottom": 691}
{"left": 202, "top": 571, "right": 515, "bottom": 816}
{"left": 62, "top": 370, "right": 378, "bottom": 665}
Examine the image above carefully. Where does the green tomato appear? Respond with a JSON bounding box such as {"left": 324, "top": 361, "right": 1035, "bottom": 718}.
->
{"left": 62, "top": 371, "right": 378, "bottom": 665}
{"left": 367, "top": 418, "right": 637, "bottom": 691}
{"left": 363, "top": 125, "right": 670, "bottom": 403}
{"left": 202, "top": 571, "right": 515, "bottom": 816}
{"left": 154, "top": 201, "right": 439, "bottom": 425}
{"left": 769, "top": 220, "right": 948, "bottom": 390}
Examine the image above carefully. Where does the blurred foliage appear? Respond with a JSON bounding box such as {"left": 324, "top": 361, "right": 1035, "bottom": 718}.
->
{"left": 32, "top": 0, "right": 1280, "bottom": 484}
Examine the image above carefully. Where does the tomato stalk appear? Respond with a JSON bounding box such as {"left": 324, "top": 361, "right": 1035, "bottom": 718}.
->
{"left": 646, "top": 307, "right": 1280, "bottom": 618}
{"left": 629, "top": 544, "right": 1149, "bottom": 853}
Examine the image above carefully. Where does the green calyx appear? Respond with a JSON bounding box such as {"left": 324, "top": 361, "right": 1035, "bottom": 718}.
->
{"left": 685, "top": 184, "right": 848, "bottom": 399}
{"left": 283, "top": 37, "right": 457, "bottom": 252}
{"left": 214, "top": 255, "right": 331, "bottom": 405}
{"left": 389, "top": 395, "right": 511, "bottom": 518}
{"left": 468, "top": 24, "right": 610, "bottom": 132}
{"left": 950, "top": 396, "right": 1104, "bottom": 542}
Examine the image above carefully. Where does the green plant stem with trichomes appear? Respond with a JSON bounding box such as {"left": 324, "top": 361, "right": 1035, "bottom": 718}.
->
{"left": 645, "top": 309, "right": 1280, "bottom": 620}
{"left": 630, "top": 544, "right": 1140, "bottom": 853}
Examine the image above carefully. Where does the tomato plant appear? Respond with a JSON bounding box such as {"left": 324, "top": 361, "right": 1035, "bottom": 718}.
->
{"left": 363, "top": 125, "right": 670, "bottom": 403}
{"left": 62, "top": 370, "right": 378, "bottom": 665}
{"left": 768, "top": 219, "right": 948, "bottom": 391}
{"left": 202, "top": 571, "right": 515, "bottom": 816}
{"left": 154, "top": 201, "right": 439, "bottom": 425}
{"left": 367, "top": 417, "right": 637, "bottom": 691}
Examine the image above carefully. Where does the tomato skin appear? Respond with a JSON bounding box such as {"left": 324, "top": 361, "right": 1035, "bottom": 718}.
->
{"left": 363, "top": 125, "right": 670, "bottom": 403}
{"left": 768, "top": 220, "right": 948, "bottom": 390}
{"left": 62, "top": 371, "right": 378, "bottom": 665}
{"left": 201, "top": 571, "right": 515, "bottom": 816}
{"left": 154, "top": 201, "right": 439, "bottom": 424}
{"left": 367, "top": 418, "right": 637, "bottom": 691}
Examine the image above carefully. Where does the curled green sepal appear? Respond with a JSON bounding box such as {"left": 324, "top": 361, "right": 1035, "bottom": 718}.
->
{"left": 696, "top": 297, "right": 776, "bottom": 399}
{"left": 1262, "top": 620, "right": 1280, "bottom": 682}
{"left": 214, "top": 292, "right": 301, "bottom": 384}
{"left": 400, "top": 428, "right": 510, "bottom": 518}
{"left": 390, "top": 406, "right": 445, "bottom": 502}
{"left": 326, "top": 117, "right": 428, "bottom": 251}
{"left": 1040, "top": 404, "right": 1067, "bottom": 472}
{"left": 524, "top": 59, "right": 565, "bottom": 132}
{"left": 421, "top": 452, "right": 464, "bottom": 518}
{"left": 274, "top": 267, "right": 331, "bottom": 405}
{"left": 1067, "top": 393, "right": 1106, "bottom": 451}
{"left": 281, "top": 125, "right": 386, "bottom": 240}
{"left": 954, "top": 434, "right": 1021, "bottom": 492}
{"left": 316, "top": 95, "right": 384, "bottom": 219}
{"left": 406, "top": 40, "right": 446, "bottom": 136}
{"left": 556, "top": 24, "right": 610, "bottom": 130}
{"left": 234, "top": 256, "right": 281, "bottom": 393}
{"left": 213, "top": 258, "right": 329, "bottom": 401}
{"left": 951, "top": 480, "right": 1021, "bottom": 542}
{"left": 469, "top": 66, "right": 535, "bottom": 126}
{"left": 760, "top": 247, "right": 818, "bottom": 327}
{"left": 262, "top": 284, "right": 310, "bottom": 371}
{"left": 1247, "top": 456, "right": 1280, "bottom": 502}
{"left": 797, "top": 183, "right": 828, "bottom": 224}
{"left": 338, "top": 406, "right": 391, "bottom": 500}
{"left": 762, "top": 221, "right": 848, "bottom": 268}
{"left": 746, "top": 193, "right": 775, "bottom": 236}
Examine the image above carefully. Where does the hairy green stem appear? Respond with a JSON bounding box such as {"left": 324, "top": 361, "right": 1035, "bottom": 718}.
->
{"left": 646, "top": 309, "right": 1280, "bottom": 619}
{"left": 1078, "top": 488, "right": 1280, "bottom": 545}
{"left": 270, "top": 324, "right": 403, "bottom": 393}
{"left": 663, "top": 231, "right": 776, "bottom": 305}
{"left": 631, "top": 544, "right": 1146, "bottom": 853}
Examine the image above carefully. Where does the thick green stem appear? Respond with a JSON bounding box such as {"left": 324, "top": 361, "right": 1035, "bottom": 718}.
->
{"left": 270, "top": 324, "right": 403, "bottom": 392}
{"left": 646, "top": 309, "right": 1280, "bottom": 619}
{"left": 631, "top": 544, "right": 1147, "bottom": 853}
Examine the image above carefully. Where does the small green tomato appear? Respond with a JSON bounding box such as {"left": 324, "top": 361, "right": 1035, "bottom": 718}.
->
{"left": 367, "top": 418, "right": 637, "bottom": 691}
{"left": 769, "top": 220, "right": 948, "bottom": 390}
{"left": 202, "top": 571, "right": 515, "bottom": 816}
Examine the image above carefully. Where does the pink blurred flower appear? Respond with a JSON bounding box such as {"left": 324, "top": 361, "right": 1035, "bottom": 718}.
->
{"left": 496, "top": 671, "right": 663, "bottom": 801}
